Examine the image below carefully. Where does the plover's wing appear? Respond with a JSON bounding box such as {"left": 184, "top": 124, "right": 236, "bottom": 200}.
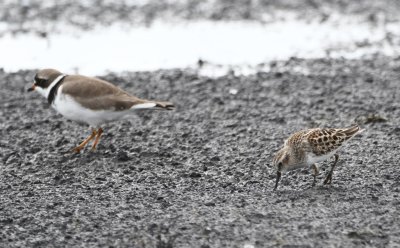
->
{"left": 305, "top": 125, "right": 361, "bottom": 156}
{"left": 74, "top": 93, "right": 147, "bottom": 111}
{"left": 62, "top": 75, "right": 124, "bottom": 97}
{"left": 61, "top": 75, "right": 147, "bottom": 111}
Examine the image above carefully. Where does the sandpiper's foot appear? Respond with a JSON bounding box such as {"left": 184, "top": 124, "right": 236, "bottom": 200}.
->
{"left": 311, "top": 164, "right": 319, "bottom": 187}
{"left": 323, "top": 173, "right": 332, "bottom": 185}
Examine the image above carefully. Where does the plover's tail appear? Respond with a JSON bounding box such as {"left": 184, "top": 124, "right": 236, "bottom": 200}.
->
{"left": 131, "top": 101, "right": 174, "bottom": 110}
{"left": 153, "top": 101, "right": 175, "bottom": 110}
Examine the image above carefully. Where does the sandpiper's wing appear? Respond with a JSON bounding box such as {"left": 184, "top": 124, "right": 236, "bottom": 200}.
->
{"left": 305, "top": 125, "right": 361, "bottom": 156}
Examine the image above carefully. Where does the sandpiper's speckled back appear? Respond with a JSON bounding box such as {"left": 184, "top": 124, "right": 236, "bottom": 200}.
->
{"left": 303, "top": 125, "right": 361, "bottom": 156}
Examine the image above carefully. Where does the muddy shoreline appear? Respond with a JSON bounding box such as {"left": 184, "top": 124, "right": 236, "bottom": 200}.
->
{"left": 1, "top": 56, "right": 399, "bottom": 247}
{"left": 1, "top": 0, "right": 400, "bottom": 247}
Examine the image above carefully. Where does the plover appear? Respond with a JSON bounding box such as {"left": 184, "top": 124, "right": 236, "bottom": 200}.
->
{"left": 28, "top": 69, "right": 174, "bottom": 153}
{"left": 272, "top": 125, "right": 363, "bottom": 190}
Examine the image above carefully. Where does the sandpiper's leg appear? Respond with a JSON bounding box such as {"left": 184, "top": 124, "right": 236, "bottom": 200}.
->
{"left": 274, "top": 171, "right": 281, "bottom": 191}
{"left": 91, "top": 128, "right": 103, "bottom": 151}
{"left": 311, "top": 164, "right": 319, "bottom": 187}
{"left": 323, "top": 154, "right": 339, "bottom": 185}
{"left": 72, "top": 129, "right": 97, "bottom": 153}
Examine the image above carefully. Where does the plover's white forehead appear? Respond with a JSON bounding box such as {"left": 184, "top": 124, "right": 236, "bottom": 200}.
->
{"left": 35, "top": 85, "right": 47, "bottom": 98}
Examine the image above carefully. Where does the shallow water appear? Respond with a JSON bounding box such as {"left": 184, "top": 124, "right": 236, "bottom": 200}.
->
{"left": 0, "top": 15, "right": 398, "bottom": 76}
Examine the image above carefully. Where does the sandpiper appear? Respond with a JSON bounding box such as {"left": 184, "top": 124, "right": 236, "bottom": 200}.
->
{"left": 28, "top": 69, "right": 174, "bottom": 153}
{"left": 272, "top": 125, "right": 363, "bottom": 190}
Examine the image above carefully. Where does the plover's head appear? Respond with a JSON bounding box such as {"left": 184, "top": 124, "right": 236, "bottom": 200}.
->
{"left": 28, "top": 69, "right": 63, "bottom": 97}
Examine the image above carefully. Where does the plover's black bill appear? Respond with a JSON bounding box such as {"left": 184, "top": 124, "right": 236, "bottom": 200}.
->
{"left": 27, "top": 85, "right": 35, "bottom": 92}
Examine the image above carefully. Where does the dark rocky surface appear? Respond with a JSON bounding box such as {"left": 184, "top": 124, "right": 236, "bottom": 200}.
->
{"left": 1, "top": 56, "right": 400, "bottom": 247}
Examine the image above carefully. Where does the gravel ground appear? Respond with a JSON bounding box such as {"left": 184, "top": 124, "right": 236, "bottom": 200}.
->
{"left": 1, "top": 56, "right": 400, "bottom": 247}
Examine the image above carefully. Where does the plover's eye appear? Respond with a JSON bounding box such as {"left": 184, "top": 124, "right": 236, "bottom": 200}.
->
{"left": 35, "top": 78, "right": 46, "bottom": 87}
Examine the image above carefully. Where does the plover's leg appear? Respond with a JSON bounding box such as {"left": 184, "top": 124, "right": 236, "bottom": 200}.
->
{"left": 274, "top": 171, "right": 281, "bottom": 190}
{"left": 311, "top": 164, "right": 319, "bottom": 187}
{"left": 91, "top": 128, "right": 103, "bottom": 151}
{"left": 323, "top": 154, "right": 339, "bottom": 185}
{"left": 72, "top": 129, "right": 97, "bottom": 153}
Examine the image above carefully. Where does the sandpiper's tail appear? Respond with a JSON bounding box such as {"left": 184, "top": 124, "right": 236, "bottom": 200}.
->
{"left": 343, "top": 124, "right": 363, "bottom": 137}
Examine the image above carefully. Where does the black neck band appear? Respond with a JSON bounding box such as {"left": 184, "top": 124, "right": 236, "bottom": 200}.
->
{"left": 47, "top": 75, "right": 66, "bottom": 104}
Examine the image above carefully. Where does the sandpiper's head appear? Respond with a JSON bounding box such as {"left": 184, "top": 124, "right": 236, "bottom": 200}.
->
{"left": 272, "top": 147, "right": 290, "bottom": 190}
{"left": 273, "top": 147, "right": 290, "bottom": 173}
{"left": 28, "top": 69, "right": 63, "bottom": 97}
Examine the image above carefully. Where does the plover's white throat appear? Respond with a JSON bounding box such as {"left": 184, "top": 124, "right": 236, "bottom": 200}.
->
{"left": 272, "top": 125, "right": 363, "bottom": 190}
{"left": 28, "top": 68, "right": 174, "bottom": 153}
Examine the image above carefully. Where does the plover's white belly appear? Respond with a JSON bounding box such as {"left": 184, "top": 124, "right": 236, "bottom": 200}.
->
{"left": 53, "top": 91, "right": 128, "bottom": 126}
